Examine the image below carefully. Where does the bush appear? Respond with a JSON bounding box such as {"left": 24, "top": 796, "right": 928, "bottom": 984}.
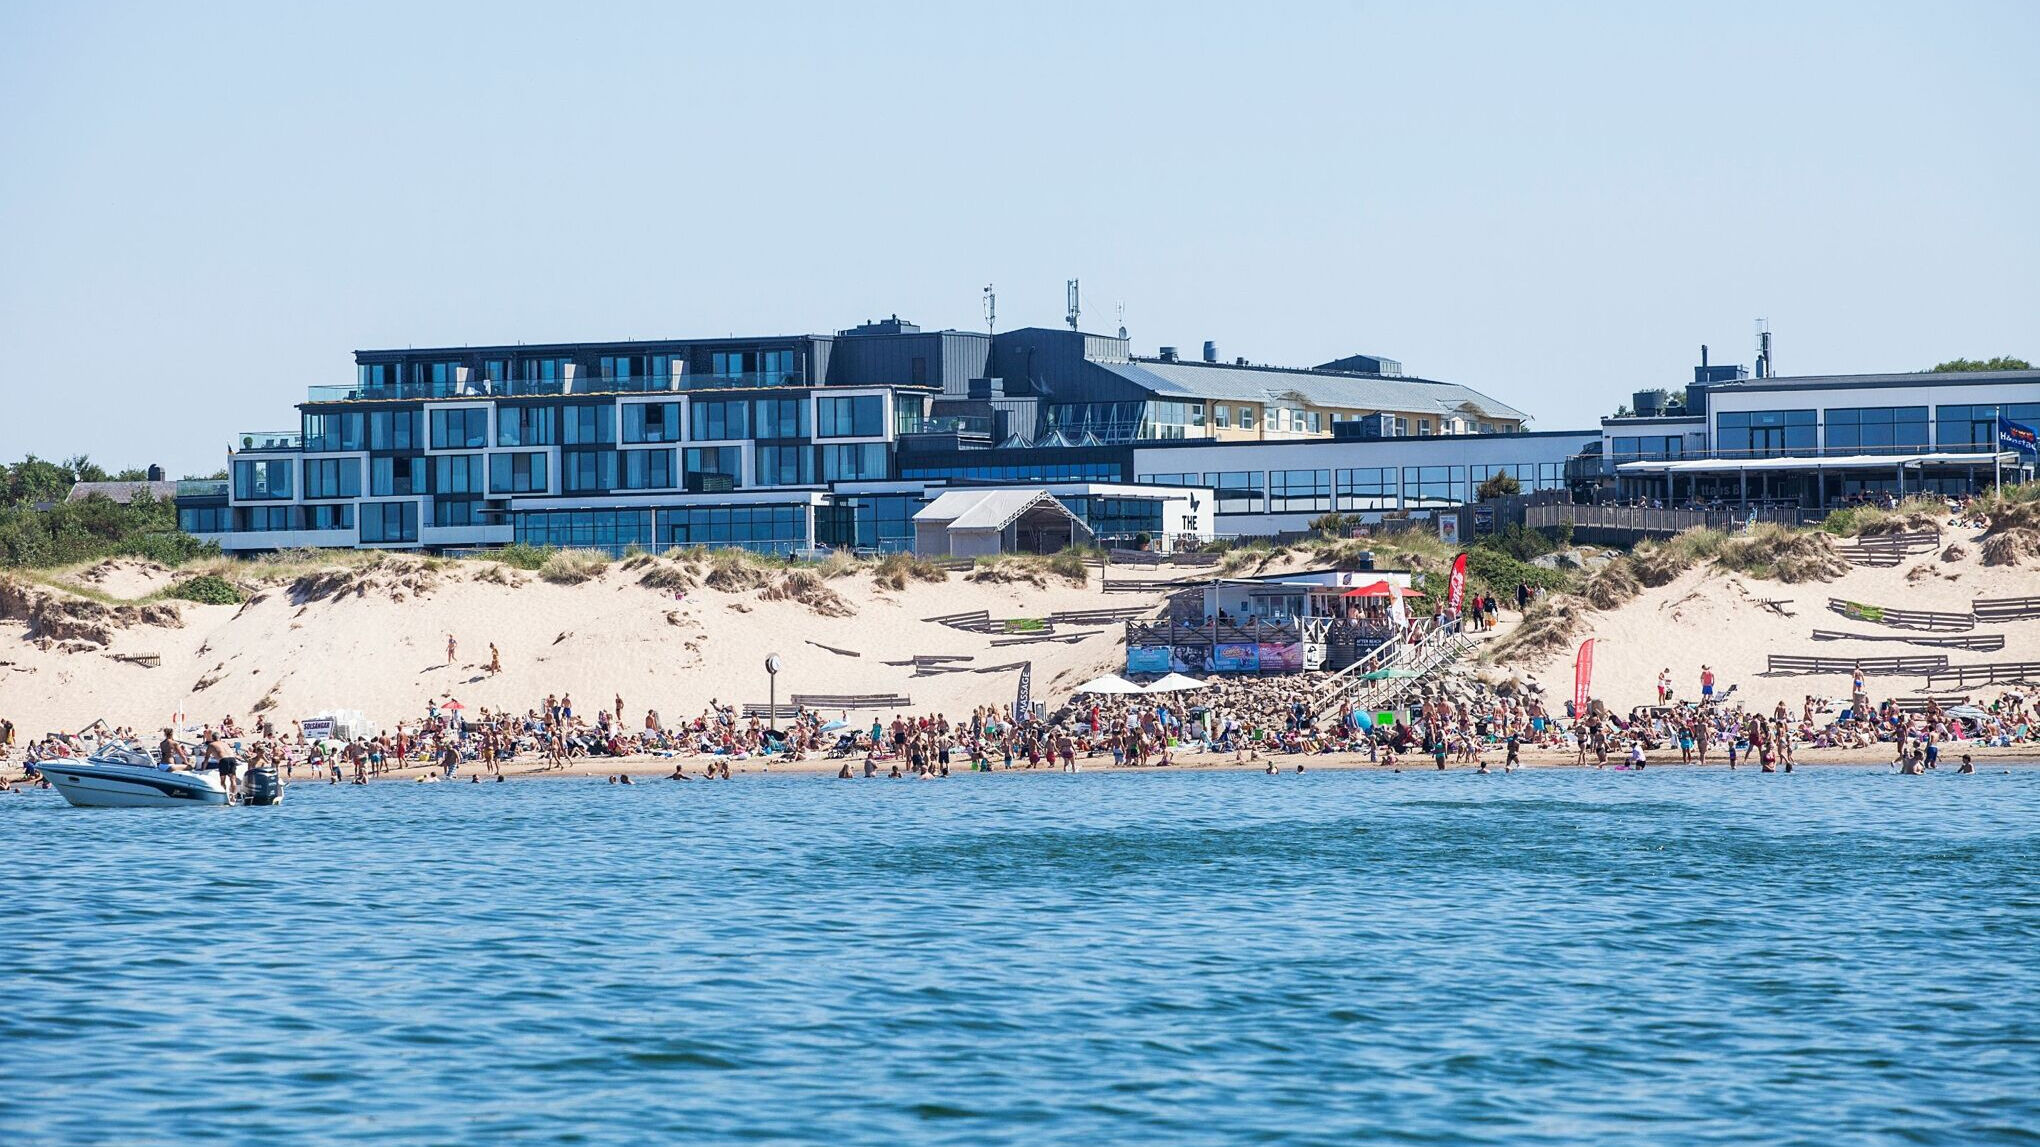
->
{"left": 1477, "top": 523, "right": 1555, "bottom": 562}
{"left": 493, "top": 543, "right": 555, "bottom": 571}
{"left": 1044, "top": 547, "right": 1092, "bottom": 585}
{"left": 537, "top": 548, "right": 610, "bottom": 584}
{"left": 1475, "top": 472, "right": 1521, "bottom": 501}
{"left": 164, "top": 573, "right": 244, "bottom": 605}
{"left": 872, "top": 551, "right": 948, "bottom": 590}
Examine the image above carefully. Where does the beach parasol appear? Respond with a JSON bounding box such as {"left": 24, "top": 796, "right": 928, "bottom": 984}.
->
{"left": 1143, "top": 672, "right": 1208, "bottom": 693}
{"left": 1342, "top": 580, "right": 1425, "bottom": 599}
{"left": 1073, "top": 674, "right": 1145, "bottom": 695}
{"left": 441, "top": 700, "right": 465, "bottom": 711}
{"left": 820, "top": 720, "right": 849, "bottom": 731}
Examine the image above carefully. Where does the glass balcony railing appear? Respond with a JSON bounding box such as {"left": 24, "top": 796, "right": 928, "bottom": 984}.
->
{"left": 304, "top": 371, "right": 808, "bottom": 403}
{"left": 175, "top": 479, "right": 230, "bottom": 499}
{"left": 236, "top": 430, "right": 302, "bottom": 451}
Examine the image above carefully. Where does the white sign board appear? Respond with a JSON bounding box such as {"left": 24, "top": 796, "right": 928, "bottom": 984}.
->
{"left": 301, "top": 718, "right": 334, "bottom": 741}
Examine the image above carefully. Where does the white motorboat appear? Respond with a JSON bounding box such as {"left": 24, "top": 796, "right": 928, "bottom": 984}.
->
{"left": 38, "top": 744, "right": 231, "bottom": 808}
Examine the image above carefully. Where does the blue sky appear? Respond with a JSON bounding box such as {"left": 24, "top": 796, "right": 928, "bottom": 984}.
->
{"left": 2, "top": 1, "right": 2035, "bottom": 476}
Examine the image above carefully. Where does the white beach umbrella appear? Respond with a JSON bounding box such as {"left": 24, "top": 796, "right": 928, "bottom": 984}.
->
{"left": 1143, "top": 673, "right": 1208, "bottom": 693}
{"left": 1073, "top": 674, "right": 1145, "bottom": 695}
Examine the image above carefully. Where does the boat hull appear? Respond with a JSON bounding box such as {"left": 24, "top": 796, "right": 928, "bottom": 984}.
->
{"left": 40, "top": 763, "right": 231, "bottom": 808}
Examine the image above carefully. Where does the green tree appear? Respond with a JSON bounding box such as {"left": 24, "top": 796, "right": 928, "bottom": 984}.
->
{"left": 1475, "top": 472, "right": 1522, "bottom": 501}
{"left": 1930, "top": 356, "right": 2031, "bottom": 373}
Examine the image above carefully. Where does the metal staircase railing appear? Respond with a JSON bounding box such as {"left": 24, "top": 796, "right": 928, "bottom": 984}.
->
{"left": 1316, "top": 619, "right": 1471, "bottom": 722}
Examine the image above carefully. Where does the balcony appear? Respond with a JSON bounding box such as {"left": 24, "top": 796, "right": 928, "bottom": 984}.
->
{"left": 304, "top": 371, "right": 808, "bottom": 404}
{"left": 236, "top": 430, "right": 302, "bottom": 452}
{"left": 175, "top": 479, "right": 230, "bottom": 499}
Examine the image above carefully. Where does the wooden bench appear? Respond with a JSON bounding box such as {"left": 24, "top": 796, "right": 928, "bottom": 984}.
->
{"left": 1826, "top": 598, "right": 1975, "bottom": 633}
{"left": 790, "top": 693, "right": 913, "bottom": 710}
{"left": 1924, "top": 662, "right": 2040, "bottom": 692}
{"left": 740, "top": 703, "right": 803, "bottom": 720}
{"left": 1972, "top": 595, "right": 2040, "bottom": 622}
{"left": 1767, "top": 654, "right": 1949, "bottom": 676}
{"left": 1167, "top": 552, "right": 1222, "bottom": 567}
{"left": 1108, "top": 548, "right": 1160, "bottom": 568}
{"left": 1810, "top": 630, "right": 2005, "bottom": 652}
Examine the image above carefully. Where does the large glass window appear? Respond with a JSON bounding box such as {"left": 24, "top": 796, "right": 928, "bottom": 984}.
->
{"left": 684, "top": 446, "right": 743, "bottom": 489}
{"left": 1072, "top": 496, "right": 1164, "bottom": 541}
{"left": 430, "top": 407, "right": 489, "bottom": 449}
{"left": 303, "top": 457, "right": 362, "bottom": 500}
{"left": 488, "top": 452, "right": 548, "bottom": 494}
{"left": 232, "top": 458, "right": 292, "bottom": 500}
{"left": 902, "top": 460, "right": 1122, "bottom": 482}
{"left": 690, "top": 398, "right": 751, "bottom": 441}
{"left": 1937, "top": 403, "right": 2040, "bottom": 452}
{"left": 709, "top": 349, "right": 798, "bottom": 386}
{"left": 1826, "top": 406, "right": 1929, "bottom": 455}
{"left": 1609, "top": 435, "right": 1686, "bottom": 465}
{"left": 434, "top": 498, "right": 482, "bottom": 527}
{"left": 1202, "top": 471, "right": 1264, "bottom": 514}
{"left": 433, "top": 454, "right": 485, "bottom": 495}
{"left": 513, "top": 509, "right": 654, "bottom": 552}
{"left": 360, "top": 501, "right": 419, "bottom": 544}
{"left": 1400, "top": 465, "right": 1465, "bottom": 508}
{"left": 1137, "top": 472, "right": 1200, "bottom": 487}
{"left": 303, "top": 412, "right": 364, "bottom": 453}
{"left": 657, "top": 505, "right": 808, "bottom": 554}
{"left": 178, "top": 506, "right": 231, "bottom": 533}
{"left": 817, "top": 495, "right": 920, "bottom": 552}
{"left": 561, "top": 404, "right": 616, "bottom": 446}
{"left": 820, "top": 443, "right": 888, "bottom": 481}
{"left": 1336, "top": 467, "right": 1398, "bottom": 511}
{"left": 369, "top": 409, "right": 423, "bottom": 451}
{"left": 498, "top": 405, "right": 556, "bottom": 447}
{"left": 1714, "top": 409, "right": 1815, "bottom": 458}
{"left": 754, "top": 397, "right": 808, "bottom": 439}
{"left": 306, "top": 504, "right": 354, "bottom": 531}
{"left": 1268, "top": 469, "right": 1331, "bottom": 512}
{"left": 519, "top": 358, "right": 569, "bottom": 391}
{"left": 371, "top": 456, "right": 425, "bottom": 497}
{"left": 756, "top": 444, "right": 815, "bottom": 486}
{"left": 561, "top": 449, "right": 618, "bottom": 493}
{"left": 622, "top": 449, "right": 675, "bottom": 490}
{"left": 817, "top": 396, "right": 884, "bottom": 438}
{"left": 622, "top": 402, "right": 682, "bottom": 444}
{"left": 234, "top": 505, "right": 299, "bottom": 532}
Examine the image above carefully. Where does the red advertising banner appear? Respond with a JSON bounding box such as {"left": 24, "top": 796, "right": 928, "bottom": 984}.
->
{"left": 1573, "top": 638, "right": 1595, "bottom": 715}
{"left": 1447, "top": 552, "right": 1469, "bottom": 614}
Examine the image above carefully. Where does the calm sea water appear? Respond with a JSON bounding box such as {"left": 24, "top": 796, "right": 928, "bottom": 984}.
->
{"left": 4, "top": 766, "right": 2037, "bottom": 1145}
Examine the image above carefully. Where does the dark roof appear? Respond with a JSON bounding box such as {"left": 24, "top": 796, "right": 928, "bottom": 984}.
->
{"left": 1100, "top": 359, "right": 1530, "bottom": 422}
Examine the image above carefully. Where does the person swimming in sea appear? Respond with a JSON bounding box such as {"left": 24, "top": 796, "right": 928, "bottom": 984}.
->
{"left": 1957, "top": 753, "right": 1975, "bottom": 774}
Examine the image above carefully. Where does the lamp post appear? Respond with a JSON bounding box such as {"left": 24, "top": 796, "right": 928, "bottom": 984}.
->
{"left": 765, "top": 653, "right": 782, "bottom": 733}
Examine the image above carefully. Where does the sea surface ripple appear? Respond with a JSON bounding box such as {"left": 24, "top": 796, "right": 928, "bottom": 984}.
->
{"left": 3, "top": 767, "right": 2037, "bottom": 1145}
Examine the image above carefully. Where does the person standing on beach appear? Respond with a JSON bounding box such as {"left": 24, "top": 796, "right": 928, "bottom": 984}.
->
{"left": 1700, "top": 665, "right": 1716, "bottom": 703}
{"left": 447, "top": 634, "right": 458, "bottom": 666}
{"left": 488, "top": 644, "right": 501, "bottom": 675}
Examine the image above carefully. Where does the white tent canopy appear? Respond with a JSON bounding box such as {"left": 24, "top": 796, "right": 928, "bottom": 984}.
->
{"left": 1143, "top": 673, "right": 1208, "bottom": 693}
{"left": 1073, "top": 674, "right": 1145, "bottom": 695}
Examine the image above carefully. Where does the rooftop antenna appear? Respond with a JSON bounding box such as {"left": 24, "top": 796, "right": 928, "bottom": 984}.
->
{"left": 1116, "top": 300, "right": 1127, "bottom": 341}
{"left": 1754, "top": 318, "right": 1773, "bottom": 379}
{"left": 982, "top": 284, "right": 996, "bottom": 337}
{"left": 1065, "top": 279, "right": 1081, "bottom": 331}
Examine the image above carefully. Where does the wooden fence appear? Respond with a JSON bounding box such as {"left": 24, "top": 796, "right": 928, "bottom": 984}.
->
{"left": 1972, "top": 595, "right": 2040, "bottom": 622}
{"left": 1810, "top": 630, "right": 2005, "bottom": 652}
{"left": 1923, "top": 662, "right": 2040, "bottom": 692}
{"left": 1826, "top": 599, "right": 1975, "bottom": 633}
{"left": 1766, "top": 654, "right": 1948, "bottom": 676}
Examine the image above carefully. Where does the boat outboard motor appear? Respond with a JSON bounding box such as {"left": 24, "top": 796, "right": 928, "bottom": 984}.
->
{"left": 243, "top": 766, "right": 283, "bottom": 806}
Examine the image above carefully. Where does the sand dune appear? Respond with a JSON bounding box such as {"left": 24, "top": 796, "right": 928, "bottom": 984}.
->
{"left": 0, "top": 557, "right": 1172, "bottom": 737}
{"left": 1508, "top": 533, "right": 2040, "bottom": 711}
